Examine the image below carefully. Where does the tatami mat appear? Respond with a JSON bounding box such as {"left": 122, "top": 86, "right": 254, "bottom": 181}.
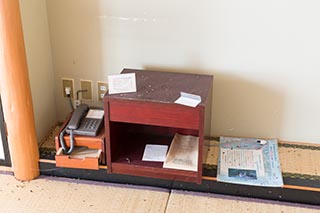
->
{"left": 0, "top": 173, "right": 319, "bottom": 212}
{"left": 39, "top": 125, "right": 61, "bottom": 149}
{"left": 0, "top": 173, "right": 169, "bottom": 213}
{"left": 204, "top": 140, "right": 320, "bottom": 176}
{"left": 279, "top": 147, "right": 320, "bottom": 175}
{"left": 166, "top": 190, "right": 320, "bottom": 213}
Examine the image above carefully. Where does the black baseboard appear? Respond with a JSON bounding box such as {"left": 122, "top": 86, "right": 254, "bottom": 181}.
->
{"left": 40, "top": 162, "right": 320, "bottom": 206}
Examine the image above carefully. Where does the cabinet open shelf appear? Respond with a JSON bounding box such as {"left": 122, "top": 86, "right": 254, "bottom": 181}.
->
{"left": 111, "top": 125, "right": 174, "bottom": 167}
{"left": 107, "top": 121, "right": 199, "bottom": 181}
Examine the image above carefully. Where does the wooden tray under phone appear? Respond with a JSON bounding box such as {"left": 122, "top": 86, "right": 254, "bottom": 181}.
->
{"left": 55, "top": 120, "right": 106, "bottom": 170}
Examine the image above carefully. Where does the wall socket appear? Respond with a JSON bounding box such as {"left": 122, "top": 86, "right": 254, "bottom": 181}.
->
{"left": 62, "top": 78, "right": 74, "bottom": 98}
{"left": 80, "top": 80, "right": 93, "bottom": 100}
{"left": 97, "top": 81, "right": 108, "bottom": 101}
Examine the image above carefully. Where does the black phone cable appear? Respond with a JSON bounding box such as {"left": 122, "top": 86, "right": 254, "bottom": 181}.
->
{"left": 59, "top": 127, "right": 74, "bottom": 155}
{"left": 67, "top": 94, "right": 74, "bottom": 110}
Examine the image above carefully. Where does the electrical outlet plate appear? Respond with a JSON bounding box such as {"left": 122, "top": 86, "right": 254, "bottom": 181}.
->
{"left": 97, "top": 81, "right": 108, "bottom": 102}
{"left": 80, "top": 80, "right": 93, "bottom": 100}
{"left": 62, "top": 78, "right": 74, "bottom": 98}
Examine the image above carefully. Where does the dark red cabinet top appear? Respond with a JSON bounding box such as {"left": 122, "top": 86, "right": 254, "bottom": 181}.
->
{"left": 106, "top": 68, "right": 213, "bottom": 105}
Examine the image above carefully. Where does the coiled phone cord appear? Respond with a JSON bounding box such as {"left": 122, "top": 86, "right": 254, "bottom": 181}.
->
{"left": 59, "top": 127, "right": 75, "bottom": 155}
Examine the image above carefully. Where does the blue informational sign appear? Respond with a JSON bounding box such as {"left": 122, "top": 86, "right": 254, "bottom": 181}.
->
{"left": 217, "top": 137, "right": 283, "bottom": 187}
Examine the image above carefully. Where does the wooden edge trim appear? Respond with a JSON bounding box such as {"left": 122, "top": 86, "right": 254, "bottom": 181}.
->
{"left": 38, "top": 159, "right": 108, "bottom": 170}
{"left": 202, "top": 176, "right": 320, "bottom": 192}
{"left": 210, "top": 134, "right": 320, "bottom": 147}
{"left": 99, "top": 165, "right": 108, "bottom": 169}
{"left": 282, "top": 184, "right": 320, "bottom": 192}
{"left": 39, "top": 159, "right": 55, "bottom": 164}
{"left": 0, "top": 166, "right": 13, "bottom": 172}
{"left": 279, "top": 140, "right": 320, "bottom": 147}
{"left": 202, "top": 176, "right": 217, "bottom": 181}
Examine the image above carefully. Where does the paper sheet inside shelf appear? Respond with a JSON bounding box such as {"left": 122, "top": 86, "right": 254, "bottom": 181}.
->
{"left": 174, "top": 92, "right": 201, "bottom": 107}
{"left": 108, "top": 73, "right": 137, "bottom": 94}
{"left": 68, "top": 146, "right": 101, "bottom": 159}
{"left": 142, "top": 144, "right": 168, "bottom": 162}
{"left": 163, "top": 133, "right": 199, "bottom": 171}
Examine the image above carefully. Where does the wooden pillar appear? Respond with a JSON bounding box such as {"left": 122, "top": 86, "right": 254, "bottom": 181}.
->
{"left": 0, "top": 0, "right": 39, "bottom": 180}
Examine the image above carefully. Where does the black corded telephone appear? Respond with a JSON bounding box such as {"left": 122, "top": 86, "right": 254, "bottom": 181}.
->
{"left": 59, "top": 104, "right": 104, "bottom": 155}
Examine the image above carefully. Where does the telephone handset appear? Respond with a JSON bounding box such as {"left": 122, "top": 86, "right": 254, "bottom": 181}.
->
{"left": 59, "top": 104, "right": 104, "bottom": 155}
{"left": 67, "top": 104, "right": 89, "bottom": 130}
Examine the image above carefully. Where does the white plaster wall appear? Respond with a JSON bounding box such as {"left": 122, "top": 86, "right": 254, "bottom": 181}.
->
{"left": 46, "top": 0, "right": 320, "bottom": 143}
{"left": 19, "top": 0, "right": 56, "bottom": 143}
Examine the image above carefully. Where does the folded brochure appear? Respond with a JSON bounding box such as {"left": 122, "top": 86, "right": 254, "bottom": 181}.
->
{"left": 163, "top": 133, "right": 199, "bottom": 171}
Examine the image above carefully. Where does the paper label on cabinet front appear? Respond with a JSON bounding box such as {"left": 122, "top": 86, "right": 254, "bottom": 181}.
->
{"left": 108, "top": 73, "right": 137, "bottom": 94}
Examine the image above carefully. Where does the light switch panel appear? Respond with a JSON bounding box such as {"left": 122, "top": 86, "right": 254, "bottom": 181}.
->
{"left": 97, "top": 81, "right": 108, "bottom": 101}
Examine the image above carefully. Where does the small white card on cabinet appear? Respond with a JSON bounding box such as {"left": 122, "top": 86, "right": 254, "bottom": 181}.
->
{"left": 108, "top": 73, "right": 137, "bottom": 94}
{"left": 174, "top": 92, "right": 201, "bottom": 107}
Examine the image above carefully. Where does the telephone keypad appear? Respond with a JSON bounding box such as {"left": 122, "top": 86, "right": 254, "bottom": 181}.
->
{"left": 84, "top": 119, "right": 98, "bottom": 130}
{"left": 68, "top": 118, "right": 103, "bottom": 136}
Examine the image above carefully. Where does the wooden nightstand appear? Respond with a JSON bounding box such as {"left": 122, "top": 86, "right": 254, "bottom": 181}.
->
{"left": 104, "top": 69, "right": 213, "bottom": 183}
